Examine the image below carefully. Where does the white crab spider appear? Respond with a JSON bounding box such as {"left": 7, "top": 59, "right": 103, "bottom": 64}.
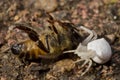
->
{"left": 64, "top": 26, "right": 112, "bottom": 76}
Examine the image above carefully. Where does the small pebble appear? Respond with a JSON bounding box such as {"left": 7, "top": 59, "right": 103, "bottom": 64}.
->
{"left": 106, "top": 34, "right": 115, "bottom": 44}
{"left": 35, "top": 0, "right": 58, "bottom": 12}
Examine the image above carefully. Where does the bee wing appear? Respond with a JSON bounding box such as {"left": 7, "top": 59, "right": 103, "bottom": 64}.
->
{"left": 12, "top": 23, "right": 40, "bottom": 42}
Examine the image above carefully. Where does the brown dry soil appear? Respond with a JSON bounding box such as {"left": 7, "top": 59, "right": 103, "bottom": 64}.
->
{"left": 0, "top": 0, "right": 120, "bottom": 80}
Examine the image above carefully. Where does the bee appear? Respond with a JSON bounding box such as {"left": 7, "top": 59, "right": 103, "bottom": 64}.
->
{"left": 10, "top": 14, "right": 83, "bottom": 62}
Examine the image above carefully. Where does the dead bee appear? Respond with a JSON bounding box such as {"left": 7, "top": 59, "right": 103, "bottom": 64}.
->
{"left": 10, "top": 14, "right": 83, "bottom": 62}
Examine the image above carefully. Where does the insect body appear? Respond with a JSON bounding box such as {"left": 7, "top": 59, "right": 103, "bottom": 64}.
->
{"left": 10, "top": 14, "right": 83, "bottom": 61}
{"left": 7, "top": 14, "right": 112, "bottom": 76}
{"left": 11, "top": 40, "right": 48, "bottom": 60}
{"left": 64, "top": 26, "right": 112, "bottom": 76}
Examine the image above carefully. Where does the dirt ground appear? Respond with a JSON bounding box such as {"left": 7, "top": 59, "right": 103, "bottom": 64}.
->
{"left": 0, "top": 0, "right": 120, "bottom": 80}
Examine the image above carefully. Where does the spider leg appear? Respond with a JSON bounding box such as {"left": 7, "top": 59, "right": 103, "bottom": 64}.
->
{"left": 75, "top": 59, "right": 88, "bottom": 67}
{"left": 63, "top": 50, "right": 75, "bottom": 53}
{"left": 81, "top": 59, "right": 89, "bottom": 68}
{"left": 75, "top": 59, "right": 85, "bottom": 63}
{"left": 74, "top": 59, "right": 91, "bottom": 76}
{"left": 91, "top": 30, "right": 97, "bottom": 41}
{"left": 78, "top": 26, "right": 97, "bottom": 45}
{"left": 81, "top": 59, "right": 92, "bottom": 76}
{"left": 63, "top": 43, "right": 86, "bottom": 54}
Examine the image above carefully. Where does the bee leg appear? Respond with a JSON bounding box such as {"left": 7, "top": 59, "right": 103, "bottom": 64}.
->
{"left": 36, "top": 35, "right": 50, "bottom": 54}
{"left": 45, "top": 35, "right": 50, "bottom": 52}
{"left": 8, "top": 23, "right": 40, "bottom": 42}
{"left": 78, "top": 26, "right": 97, "bottom": 45}
{"left": 25, "top": 62, "right": 46, "bottom": 76}
{"left": 37, "top": 40, "right": 49, "bottom": 53}
{"left": 27, "top": 62, "right": 41, "bottom": 71}
{"left": 18, "top": 52, "right": 29, "bottom": 64}
{"left": 28, "top": 62, "right": 51, "bottom": 71}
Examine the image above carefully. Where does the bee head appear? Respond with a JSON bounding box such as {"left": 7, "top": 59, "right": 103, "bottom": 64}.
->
{"left": 11, "top": 44, "right": 22, "bottom": 55}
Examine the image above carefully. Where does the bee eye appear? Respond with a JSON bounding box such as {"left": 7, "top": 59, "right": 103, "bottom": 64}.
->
{"left": 11, "top": 44, "right": 22, "bottom": 55}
